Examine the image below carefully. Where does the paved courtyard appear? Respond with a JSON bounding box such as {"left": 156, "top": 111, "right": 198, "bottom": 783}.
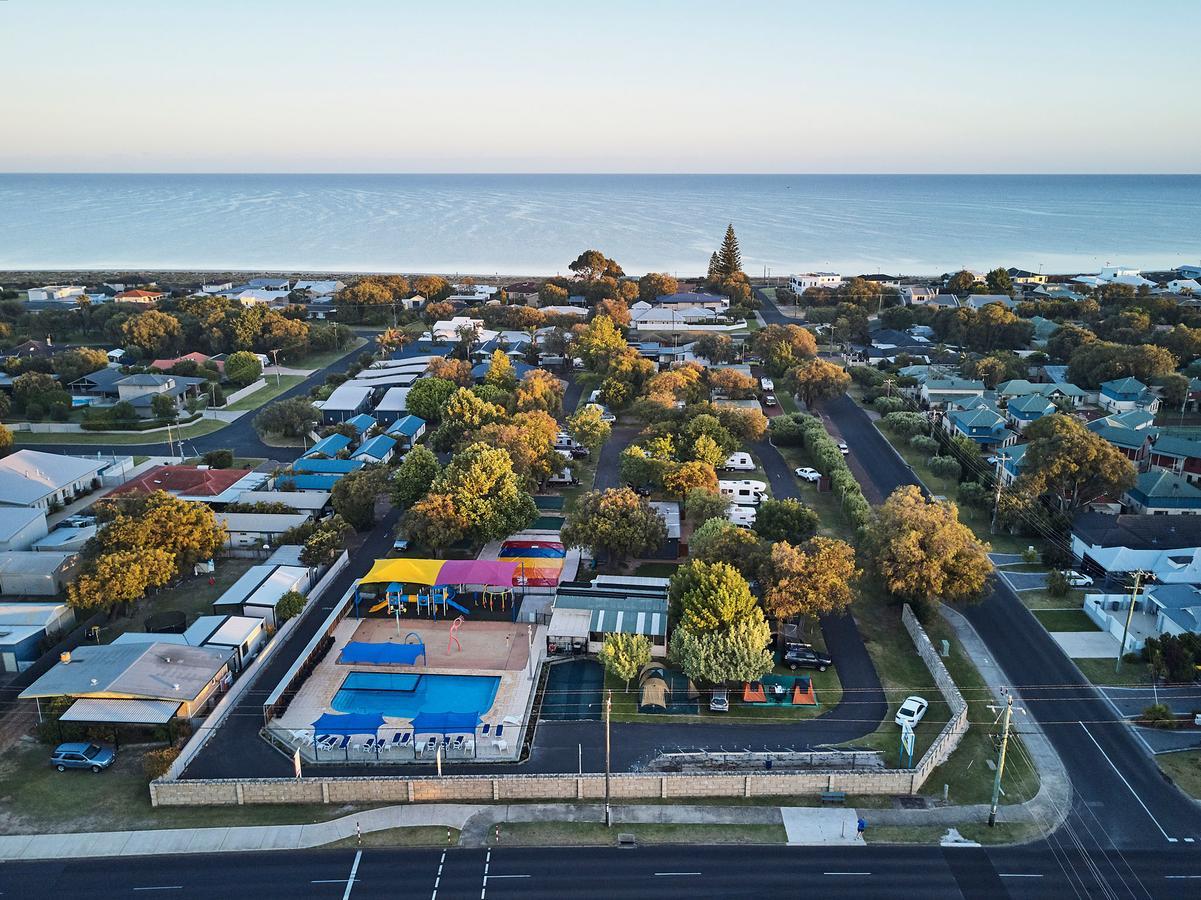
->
{"left": 1049, "top": 630, "right": 1121, "bottom": 658}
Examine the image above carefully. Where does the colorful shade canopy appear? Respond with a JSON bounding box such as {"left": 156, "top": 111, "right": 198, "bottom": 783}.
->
{"left": 358, "top": 558, "right": 519, "bottom": 588}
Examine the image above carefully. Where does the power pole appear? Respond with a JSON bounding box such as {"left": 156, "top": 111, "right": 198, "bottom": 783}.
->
{"left": 988, "top": 692, "right": 1017, "bottom": 827}
{"left": 1117, "top": 571, "right": 1147, "bottom": 674}
{"left": 604, "top": 689, "right": 612, "bottom": 828}
{"left": 269, "top": 348, "right": 282, "bottom": 386}
{"left": 990, "top": 451, "right": 1008, "bottom": 534}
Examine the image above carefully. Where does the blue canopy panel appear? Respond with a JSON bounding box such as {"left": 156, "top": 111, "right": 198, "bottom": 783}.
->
{"left": 410, "top": 710, "right": 481, "bottom": 736}
{"left": 311, "top": 712, "right": 385, "bottom": 736}
{"left": 338, "top": 641, "right": 426, "bottom": 665}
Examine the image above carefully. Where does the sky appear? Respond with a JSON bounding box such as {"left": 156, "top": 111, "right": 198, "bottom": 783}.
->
{"left": 2, "top": 0, "right": 1198, "bottom": 174}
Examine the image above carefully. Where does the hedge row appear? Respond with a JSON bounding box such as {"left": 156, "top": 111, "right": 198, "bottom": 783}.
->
{"left": 80, "top": 412, "right": 202, "bottom": 432}
{"left": 770, "top": 412, "right": 873, "bottom": 531}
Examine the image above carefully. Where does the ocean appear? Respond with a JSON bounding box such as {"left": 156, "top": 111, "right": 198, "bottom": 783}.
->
{"left": 1, "top": 174, "right": 1198, "bottom": 277}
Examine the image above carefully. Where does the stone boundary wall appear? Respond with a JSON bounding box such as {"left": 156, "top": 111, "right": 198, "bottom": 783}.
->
{"left": 222, "top": 378, "right": 267, "bottom": 406}
{"left": 902, "top": 604, "right": 970, "bottom": 780}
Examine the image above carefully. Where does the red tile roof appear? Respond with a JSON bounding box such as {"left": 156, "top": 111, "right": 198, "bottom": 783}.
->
{"left": 149, "top": 352, "right": 220, "bottom": 372}
{"left": 110, "top": 465, "right": 253, "bottom": 498}
{"left": 115, "top": 290, "right": 164, "bottom": 300}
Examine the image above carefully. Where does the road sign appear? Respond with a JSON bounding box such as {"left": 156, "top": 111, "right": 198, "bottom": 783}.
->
{"left": 900, "top": 724, "right": 915, "bottom": 767}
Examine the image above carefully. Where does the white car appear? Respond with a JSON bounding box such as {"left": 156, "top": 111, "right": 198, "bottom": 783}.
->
{"left": 894, "top": 695, "right": 929, "bottom": 728}
{"left": 986, "top": 455, "right": 1001, "bottom": 466}
{"left": 837, "top": 441, "right": 849, "bottom": 455}
{"left": 794, "top": 467, "right": 821, "bottom": 483}
{"left": 1064, "top": 570, "right": 1093, "bottom": 588}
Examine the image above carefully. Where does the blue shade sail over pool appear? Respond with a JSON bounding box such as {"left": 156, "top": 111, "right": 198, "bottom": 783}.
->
{"left": 332, "top": 672, "right": 500, "bottom": 724}
{"left": 310, "top": 712, "right": 385, "bottom": 736}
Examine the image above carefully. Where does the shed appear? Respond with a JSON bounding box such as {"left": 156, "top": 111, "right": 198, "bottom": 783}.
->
{"left": 374, "top": 388, "right": 413, "bottom": 425}
{"left": 218, "top": 512, "right": 311, "bottom": 549}
{"left": 319, "top": 383, "right": 374, "bottom": 424}
{"left": 385, "top": 414, "right": 427, "bottom": 447}
{"left": 0, "top": 551, "right": 78, "bottom": 596}
{"left": 212, "top": 564, "right": 311, "bottom": 627}
{"left": 0, "top": 507, "right": 49, "bottom": 552}
{"left": 234, "top": 490, "right": 331, "bottom": 515}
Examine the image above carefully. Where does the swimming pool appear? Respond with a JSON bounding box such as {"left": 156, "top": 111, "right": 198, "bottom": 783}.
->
{"left": 331, "top": 671, "right": 500, "bottom": 721}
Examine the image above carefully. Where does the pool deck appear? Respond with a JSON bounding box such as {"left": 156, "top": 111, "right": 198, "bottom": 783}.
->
{"left": 270, "top": 618, "right": 544, "bottom": 764}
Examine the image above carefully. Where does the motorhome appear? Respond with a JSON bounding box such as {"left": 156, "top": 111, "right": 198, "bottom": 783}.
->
{"left": 726, "top": 505, "right": 757, "bottom": 527}
{"left": 722, "top": 452, "right": 755, "bottom": 472}
{"left": 719, "top": 479, "right": 767, "bottom": 505}
{"left": 760, "top": 377, "right": 774, "bottom": 392}
{"left": 548, "top": 468, "right": 579, "bottom": 487}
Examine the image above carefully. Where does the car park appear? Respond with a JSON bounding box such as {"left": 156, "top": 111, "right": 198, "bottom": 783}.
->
{"left": 794, "top": 467, "right": 820, "bottom": 482}
{"left": 1064, "top": 570, "right": 1093, "bottom": 587}
{"left": 894, "top": 695, "right": 929, "bottom": 728}
{"left": 709, "top": 689, "right": 730, "bottom": 712}
{"left": 783, "top": 643, "right": 833, "bottom": 672}
{"left": 50, "top": 742, "right": 115, "bottom": 773}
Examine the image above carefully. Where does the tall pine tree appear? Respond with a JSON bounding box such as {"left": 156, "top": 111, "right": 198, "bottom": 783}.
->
{"left": 716, "top": 224, "right": 743, "bottom": 280}
{"left": 707, "top": 252, "right": 720, "bottom": 281}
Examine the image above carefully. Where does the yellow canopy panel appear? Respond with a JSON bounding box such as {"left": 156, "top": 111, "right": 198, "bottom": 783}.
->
{"left": 359, "top": 558, "right": 446, "bottom": 587}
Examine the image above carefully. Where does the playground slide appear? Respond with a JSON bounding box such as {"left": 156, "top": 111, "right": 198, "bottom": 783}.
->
{"left": 445, "top": 598, "right": 471, "bottom": 615}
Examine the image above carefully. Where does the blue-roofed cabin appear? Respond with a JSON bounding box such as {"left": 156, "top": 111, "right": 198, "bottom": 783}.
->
{"left": 1005, "top": 394, "right": 1056, "bottom": 432}
{"left": 291, "top": 457, "right": 365, "bottom": 475}
{"left": 278, "top": 473, "right": 344, "bottom": 491}
{"left": 351, "top": 434, "right": 397, "bottom": 465}
{"left": 944, "top": 406, "right": 1016, "bottom": 451}
{"left": 345, "top": 413, "right": 377, "bottom": 436}
{"left": 304, "top": 433, "right": 352, "bottom": 459}
{"left": 386, "top": 414, "right": 427, "bottom": 448}
{"left": 1124, "top": 470, "right": 1201, "bottom": 516}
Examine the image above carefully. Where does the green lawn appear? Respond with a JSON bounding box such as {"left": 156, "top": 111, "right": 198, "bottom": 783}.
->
{"left": 1017, "top": 587, "right": 1085, "bottom": 611}
{"left": 1156, "top": 750, "right": 1201, "bottom": 800}
{"left": 633, "top": 562, "right": 679, "bottom": 578}
{"left": 224, "top": 375, "right": 305, "bottom": 411}
{"left": 489, "top": 821, "right": 786, "bottom": 847}
{"left": 1032, "top": 609, "right": 1100, "bottom": 632}
{"left": 1072, "top": 657, "right": 1152, "bottom": 687}
{"left": 289, "top": 337, "right": 368, "bottom": 371}
{"left": 14, "top": 418, "right": 228, "bottom": 446}
{"left": 863, "top": 822, "right": 1044, "bottom": 846}
{"left": 322, "top": 826, "right": 460, "bottom": 850}
{"left": 775, "top": 391, "right": 799, "bottom": 413}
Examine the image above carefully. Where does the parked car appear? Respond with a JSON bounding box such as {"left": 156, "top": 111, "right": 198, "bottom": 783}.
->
{"left": 783, "top": 643, "right": 833, "bottom": 672}
{"left": 627, "top": 483, "right": 652, "bottom": 497}
{"left": 894, "top": 695, "right": 929, "bottom": 728}
{"left": 50, "top": 742, "right": 115, "bottom": 773}
{"left": 763, "top": 394, "right": 778, "bottom": 407}
{"left": 392, "top": 539, "right": 411, "bottom": 552}
{"left": 585, "top": 402, "right": 616, "bottom": 423}
{"left": 794, "top": 467, "right": 820, "bottom": 483}
{"left": 1064, "top": 570, "right": 1093, "bottom": 588}
{"left": 709, "top": 689, "right": 730, "bottom": 712}
{"left": 837, "top": 441, "right": 849, "bottom": 455}
{"left": 569, "top": 447, "right": 590, "bottom": 459}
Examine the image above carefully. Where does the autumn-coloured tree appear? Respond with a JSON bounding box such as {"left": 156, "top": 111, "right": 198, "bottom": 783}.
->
{"left": 67, "top": 548, "right": 175, "bottom": 612}
{"left": 786, "top": 357, "right": 851, "bottom": 407}
{"left": 761, "top": 538, "right": 859, "bottom": 620}
{"left": 483, "top": 348, "right": 517, "bottom": 390}
{"left": 566, "top": 403, "right": 611, "bottom": 451}
{"left": 594, "top": 298, "right": 631, "bottom": 326}
{"left": 513, "top": 369, "right": 564, "bottom": 415}
{"left": 422, "top": 443, "right": 536, "bottom": 545}
{"left": 560, "top": 488, "right": 667, "bottom": 567}
{"left": 663, "top": 461, "right": 718, "bottom": 508}
{"left": 637, "top": 272, "right": 679, "bottom": 303}
{"left": 406, "top": 492, "right": 470, "bottom": 552}
{"left": 475, "top": 410, "right": 561, "bottom": 487}
{"left": 568, "top": 249, "right": 623, "bottom": 282}
{"left": 1016, "top": 413, "right": 1137, "bottom": 511}
{"left": 426, "top": 355, "right": 474, "bottom": 386}
{"left": 708, "top": 368, "right": 757, "bottom": 399}
{"left": 752, "top": 324, "right": 818, "bottom": 376}
{"left": 667, "top": 561, "right": 773, "bottom": 683}
{"left": 122, "top": 309, "right": 182, "bottom": 356}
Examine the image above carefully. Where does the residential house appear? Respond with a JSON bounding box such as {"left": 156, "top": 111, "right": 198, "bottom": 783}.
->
{"left": 1071, "top": 513, "right": 1201, "bottom": 583}
{"left": 1087, "top": 415, "right": 1156, "bottom": 464}
{"left": 385, "top": 414, "right": 426, "bottom": 449}
{"left": 109, "top": 465, "right": 267, "bottom": 505}
{"left": 653, "top": 291, "right": 729, "bottom": 311}
{"left": 113, "top": 289, "right": 165, "bottom": 305}
{"left": 629, "top": 302, "right": 720, "bottom": 328}
{"left": 292, "top": 280, "right": 345, "bottom": 297}
{"left": 1006, "top": 394, "right": 1057, "bottom": 432}
{"left": 944, "top": 401, "right": 1016, "bottom": 451}
{"left": 965, "top": 294, "right": 1018, "bottom": 310}
{"left": 900, "top": 285, "right": 939, "bottom": 306}
{"left": 1148, "top": 435, "right": 1201, "bottom": 484}
{"left": 27, "top": 285, "right": 86, "bottom": 302}
{"left": 0, "top": 551, "right": 79, "bottom": 596}
{"left": 998, "top": 441, "right": 1029, "bottom": 486}
{"left": 113, "top": 373, "right": 206, "bottom": 417}
{"left": 0, "top": 450, "right": 107, "bottom": 511}
{"left": 351, "top": 434, "right": 397, "bottom": 465}
{"left": 1028, "top": 316, "right": 1059, "bottom": 346}
{"left": 234, "top": 489, "right": 330, "bottom": 517}
{"left": 4, "top": 339, "right": 56, "bottom": 358}
{"left": 218, "top": 512, "right": 311, "bottom": 550}
{"left": 201, "top": 281, "right": 234, "bottom": 294}
{"left": 1007, "top": 268, "right": 1047, "bottom": 286}
{"left": 318, "top": 383, "right": 374, "bottom": 424}
{"left": 279, "top": 473, "right": 344, "bottom": 491}
{"left": 920, "top": 377, "right": 985, "bottom": 409}
{"left": 996, "top": 379, "right": 1087, "bottom": 409}
{"left": 232, "top": 289, "right": 290, "bottom": 306}
{"left": 788, "top": 273, "right": 842, "bottom": 294}
{"left": 1124, "top": 470, "right": 1201, "bottom": 516}
{"left": 1166, "top": 279, "right": 1201, "bottom": 295}
{"left": 1099, "top": 377, "right": 1160, "bottom": 415}
{"left": 343, "top": 412, "right": 377, "bottom": 437}
{"left": 149, "top": 351, "right": 223, "bottom": 374}
{"left": 505, "top": 281, "right": 542, "bottom": 305}
{"left": 291, "top": 457, "right": 365, "bottom": 476}
{"left": 861, "top": 274, "right": 902, "bottom": 288}
{"left": 1176, "top": 264, "right": 1201, "bottom": 280}
{"left": 18, "top": 642, "right": 231, "bottom": 722}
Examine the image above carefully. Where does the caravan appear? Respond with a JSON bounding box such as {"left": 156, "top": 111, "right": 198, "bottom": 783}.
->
{"left": 726, "top": 505, "right": 757, "bottom": 528}
{"left": 721, "top": 452, "right": 755, "bottom": 472}
{"left": 719, "top": 479, "right": 767, "bottom": 506}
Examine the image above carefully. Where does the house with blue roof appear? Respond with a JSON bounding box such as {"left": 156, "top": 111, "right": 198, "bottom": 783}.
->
{"left": 1145, "top": 584, "right": 1201, "bottom": 641}
{"left": 944, "top": 404, "right": 1016, "bottom": 451}
{"left": 996, "top": 378, "right": 1086, "bottom": 408}
{"left": 919, "top": 377, "right": 985, "bottom": 409}
{"left": 1149, "top": 435, "right": 1201, "bottom": 484}
{"left": 291, "top": 457, "right": 365, "bottom": 475}
{"left": 304, "top": 433, "right": 352, "bottom": 459}
{"left": 351, "top": 434, "right": 397, "bottom": 465}
{"left": 344, "top": 413, "right": 377, "bottom": 437}
{"left": 999, "top": 441, "right": 1029, "bottom": 485}
{"left": 278, "top": 473, "right": 344, "bottom": 491}
{"left": 1099, "top": 377, "right": 1160, "bottom": 415}
{"left": 1086, "top": 413, "right": 1157, "bottom": 463}
{"left": 386, "top": 414, "right": 427, "bottom": 448}
{"left": 1124, "top": 470, "right": 1201, "bottom": 516}
{"left": 1005, "top": 394, "right": 1056, "bottom": 432}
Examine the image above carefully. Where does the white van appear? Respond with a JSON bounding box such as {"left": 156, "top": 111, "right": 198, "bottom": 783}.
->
{"left": 760, "top": 377, "right": 775, "bottom": 392}
{"left": 719, "top": 479, "right": 767, "bottom": 506}
{"left": 726, "top": 505, "right": 757, "bottom": 528}
{"left": 722, "top": 452, "right": 755, "bottom": 472}
{"left": 548, "top": 468, "right": 579, "bottom": 487}
{"left": 555, "top": 432, "right": 579, "bottom": 450}
{"left": 588, "top": 389, "right": 603, "bottom": 405}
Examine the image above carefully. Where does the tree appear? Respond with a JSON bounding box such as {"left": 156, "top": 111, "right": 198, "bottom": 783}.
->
{"left": 1016, "top": 414, "right": 1137, "bottom": 511}
{"left": 688, "top": 433, "right": 726, "bottom": 468}
{"left": 752, "top": 324, "right": 818, "bottom": 376}
{"left": 714, "top": 224, "right": 743, "bottom": 281}
{"left": 689, "top": 517, "right": 767, "bottom": 579}
{"left": 331, "top": 466, "right": 390, "bottom": 531}
{"left": 299, "top": 515, "right": 352, "bottom": 567}
{"left": 566, "top": 404, "right": 611, "bottom": 451}
{"left": 406, "top": 376, "right": 457, "bottom": 423}
{"left": 947, "top": 270, "right": 976, "bottom": 295}
{"left": 413, "top": 275, "right": 452, "bottom": 303}
{"left": 708, "top": 368, "right": 757, "bottom": 399}
{"left": 224, "top": 350, "right": 263, "bottom": 387}
{"left": 928, "top": 456, "right": 961, "bottom": 480}
{"left": 752, "top": 498, "right": 819, "bottom": 544}
{"left": 638, "top": 272, "right": 678, "bottom": 302}
{"left": 568, "top": 249, "right": 623, "bottom": 282}
{"left": 786, "top": 358, "right": 851, "bottom": 407}
{"left": 67, "top": 548, "right": 174, "bottom": 612}
{"left": 668, "top": 617, "right": 774, "bottom": 685}
{"left": 594, "top": 298, "right": 631, "bottom": 327}
{"left": 513, "top": 369, "right": 564, "bottom": 415}
{"left": 391, "top": 446, "right": 442, "bottom": 507}
{"left": 475, "top": 410, "right": 562, "bottom": 487}
{"left": 1068, "top": 341, "right": 1179, "bottom": 388}
{"left": 574, "top": 315, "right": 629, "bottom": 372}
{"left": 122, "top": 309, "right": 182, "bottom": 356}
{"left": 986, "top": 267, "right": 1013, "bottom": 295}
{"left": 880, "top": 411, "right": 929, "bottom": 438}
{"left": 423, "top": 443, "right": 537, "bottom": 545}
{"left": 1045, "top": 323, "right": 1097, "bottom": 364}
{"left": 618, "top": 445, "right": 670, "bottom": 489}
{"left": 670, "top": 561, "right": 760, "bottom": 634}
{"left": 663, "top": 461, "right": 718, "bottom": 507}
{"left": 538, "top": 283, "right": 569, "bottom": 306}
{"left": 864, "top": 485, "right": 992, "bottom": 617}
{"left": 484, "top": 348, "right": 517, "bottom": 390}
{"left": 598, "top": 633, "right": 652, "bottom": 688}
{"left": 11, "top": 371, "right": 69, "bottom": 415}
{"left": 561, "top": 488, "right": 667, "bottom": 566}
{"left": 435, "top": 388, "right": 506, "bottom": 448}
{"left": 406, "top": 492, "right": 470, "bottom": 551}
{"left": 275, "top": 591, "right": 306, "bottom": 624}
{"left": 0, "top": 423, "right": 11, "bottom": 457}
{"left": 150, "top": 392, "right": 178, "bottom": 421}
{"left": 685, "top": 488, "right": 730, "bottom": 526}
{"left": 695, "top": 334, "right": 736, "bottom": 365}
{"left": 667, "top": 560, "right": 772, "bottom": 683}
{"left": 51, "top": 347, "right": 108, "bottom": 385}
{"left": 426, "top": 356, "right": 474, "bottom": 388}
{"left": 254, "top": 397, "right": 320, "bottom": 437}
{"left": 761, "top": 538, "right": 859, "bottom": 620}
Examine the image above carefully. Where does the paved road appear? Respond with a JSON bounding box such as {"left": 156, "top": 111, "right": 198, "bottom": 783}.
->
{"left": 3, "top": 841, "right": 1197, "bottom": 898}
{"left": 18, "top": 337, "right": 378, "bottom": 461}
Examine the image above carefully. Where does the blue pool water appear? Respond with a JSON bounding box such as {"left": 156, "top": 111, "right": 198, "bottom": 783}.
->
{"left": 332, "top": 671, "right": 500, "bottom": 721}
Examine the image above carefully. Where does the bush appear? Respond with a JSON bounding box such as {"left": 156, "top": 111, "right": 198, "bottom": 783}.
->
{"left": 928, "top": 455, "right": 961, "bottom": 481}
{"left": 957, "top": 480, "right": 990, "bottom": 510}
{"left": 49, "top": 402, "right": 71, "bottom": 422}
{"left": 143, "top": 746, "right": 181, "bottom": 780}
{"left": 873, "top": 396, "right": 906, "bottom": 415}
{"left": 1046, "top": 569, "right": 1070, "bottom": 597}
{"left": 1142, "top": 703, "right": 1177, "bottom": 729}
{"left": 880, "top": 411, "right": 929, "bottom": 438}
{"left": 275, "top": 590, "right": 307, "bottom": 624}
{"left": 909, "top": 435, "right": 939, "bottom": 455}
{"left": 202, "top": 449, "right": 234, "bottom": 469}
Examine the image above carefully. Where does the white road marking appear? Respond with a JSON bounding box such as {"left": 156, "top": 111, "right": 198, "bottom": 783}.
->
{"left": 1165, "top": 875, "right": 1201, "bottom": 879}
{"left": 1078, "top": 722, "right": 1174, "bottom": 842}
{"left": 431, "top": 849, "right": 446, "bottom": 900}
{"left": 998, "top": 874, "right": 1043, "bottom": 878}
{"left": 824, "top": 872, "right": 870, "bottom": 876}
{"left": 342, "top": 850, "right": 362, "bottom": 900}
{"left": 480, "top": 848, "right": 491, "bottom": 900}
{"left": 653, "top": 872, "right": 701, "bottom": 876}
{"left": 132, "top": 889, "right": 183, "bottom": 893}
{"left": 485, "top": 875, "right": 530, "bottom": 879}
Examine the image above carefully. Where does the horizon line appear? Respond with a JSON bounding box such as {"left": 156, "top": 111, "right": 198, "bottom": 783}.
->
{"left": 2, "top": 171, "right": 1200, "bottom": 178}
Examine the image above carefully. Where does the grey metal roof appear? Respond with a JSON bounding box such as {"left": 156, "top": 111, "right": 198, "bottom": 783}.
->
{"left": 0, "top": 450, "right": 106, "bottom": 506}
{"left": 19, "top": 642, "right": 228, "bottom": 701}
{"left": 60, "top": 697, "right": 181, "bottom": 724}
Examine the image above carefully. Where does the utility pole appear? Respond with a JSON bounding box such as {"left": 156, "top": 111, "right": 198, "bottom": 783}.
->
{"left": 988, "top": 691, "right": 1018, "bottom": 827}
{"left": 883, "top": 378, "right": 894, "bottom": 398}
{"left": 990, "top": 451, "right": 1008, "bottom": 534}
{"left": 604, "top": 689, "right": 612, "bottom": 828}
{"left": 268, "top": 348, "right": 282, "bottom": 386}
{"left": 1117, "top": 571, "right": 1147, "bottom": 674}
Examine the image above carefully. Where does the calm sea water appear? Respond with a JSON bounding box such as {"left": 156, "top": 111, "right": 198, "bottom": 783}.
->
{"left": 1, "top": 174, "right": 1198, "bottom": 276}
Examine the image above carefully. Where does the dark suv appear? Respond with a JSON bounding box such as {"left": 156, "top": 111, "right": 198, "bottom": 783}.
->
{"left": 783, "top": 643, "right": 833, "bottom": 672}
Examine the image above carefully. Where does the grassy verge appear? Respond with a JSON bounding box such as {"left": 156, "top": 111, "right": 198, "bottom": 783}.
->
{"left": 1072, "top": 657, "right": 1152, "bottom": 687}
{"left": 863, "top": 821, "right": 1043, "bottom": 846}
{"left": 224, "top": 375, "right": 305, "bottom": 411}
{"left": 1032, "top": 609, "right": 1100, "bottom": 632}
{"left": 322, "top": 826, "right": 460, "bottom": 850}
{"left": 1017, "top": 587, "right": 1085, "bottom": 611}
{"left": 489, "top": 821, "right": 786, "bottom": 847}
{"left": 1155, "top": 750, "right": 1201, "bottom": 799}
{"left": 290, "top": 337, "right": 368, "bottom": 371}
{"left": 14, "top": 418, "right": 228, "bottom": 445}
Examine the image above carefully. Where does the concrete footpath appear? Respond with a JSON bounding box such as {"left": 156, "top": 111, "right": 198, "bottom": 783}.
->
{"left": 0, "top": 803, "right": 863, "bottom": 860}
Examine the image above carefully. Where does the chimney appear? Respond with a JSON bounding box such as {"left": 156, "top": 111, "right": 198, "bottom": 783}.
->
{"left": 59, "top": 651, "right": 71, "bottom": 664}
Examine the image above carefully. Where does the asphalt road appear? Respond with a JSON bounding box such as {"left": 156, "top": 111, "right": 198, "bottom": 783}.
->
{"left": 18, "top": 336, "right": 379, "bottom": 460}
{"left": 3, "top": 841, "right": 1198, "bottom": 899}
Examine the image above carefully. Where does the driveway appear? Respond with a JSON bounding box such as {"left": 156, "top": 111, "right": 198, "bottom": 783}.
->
{"left": 998, "top": 570, "right": 1050, "bottom": 592}
{"left": 1050, "top": 631, "right": 1121, "bottom": 658}
{"left": 988, "top": 553, "right": 1027, "bottom": 567}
